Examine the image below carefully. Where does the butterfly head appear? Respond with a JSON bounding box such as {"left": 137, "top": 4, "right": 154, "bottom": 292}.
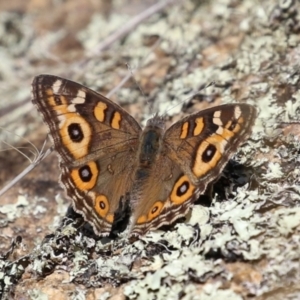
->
{"left": 146, "top": 113, "right": 166, "bottom": 131}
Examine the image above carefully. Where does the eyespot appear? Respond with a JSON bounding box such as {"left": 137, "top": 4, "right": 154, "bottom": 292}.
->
{"left": 68, "top": 123, "right": 84, "bottom": 142}
{"left": 59, "top": 114, "right": 92, "bottom": 159}
{"left": 177, "top": 180, "right": 189, "bottom": 196}
{"left": 149, "top": 201, "right": 164, "bottom": 218}
{"left": 170, "top": 175, "right": 195, "bottom": 205}
{"left": 136, "top": 201, "right": 164, "bottom": 224}
{"left": 78, "top": 165, "right": 93, "bottom": 182}
{"left": 192, "top": 135, "right": 226, "bottom": 177}
{"left": 94, "top": 195, "right": 109, "bottom": 217}
{"left": 202, "top": 144, "right": 217, "bottom": 163}
{"left": 70, "top": 161, "right": 99, "bottom": 190}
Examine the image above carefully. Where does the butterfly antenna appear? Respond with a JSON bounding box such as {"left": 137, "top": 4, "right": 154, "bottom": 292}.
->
{"left": 0, "top": 127, "right": 41, "bottom": 163}
{"left": 0, "top": 137, "right": 53, "bottom": 197}
{"left": 129, "top": 62, "right": 146, "bottom": 100}
{"left": 106, "top": 35, "right": 164, "bottom": 100}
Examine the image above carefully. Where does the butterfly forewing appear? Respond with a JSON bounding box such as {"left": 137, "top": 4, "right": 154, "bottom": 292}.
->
{"left": 32, "top": 75, "right": 142, "bottom": 166}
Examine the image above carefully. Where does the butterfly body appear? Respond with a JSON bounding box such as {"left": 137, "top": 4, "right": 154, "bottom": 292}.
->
{"left": 32, "top": 75, "right": 256, "bottom": 236}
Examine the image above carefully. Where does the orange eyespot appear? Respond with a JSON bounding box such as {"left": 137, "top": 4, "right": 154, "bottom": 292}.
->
{"left": 149, "top": 201, "right": 164, "bottom": 219}
{"left": 59, "top": 114, "right": 92, "bottom": 159}
{"left": 70, "top": 161, "right": 99, "bottom": 190}
{"left": 137, "top": 201, "right": 164, "bottom": 224}
{"left": 170, "top": 175, "right": 195, "bottom": 205}
{"left": 94, "top": 195, "right": 109, "bottom": 217}
{"left": 192, "top": 134, "right": 227, "bottom": 177}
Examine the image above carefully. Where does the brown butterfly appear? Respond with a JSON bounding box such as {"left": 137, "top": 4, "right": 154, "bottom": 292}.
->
{"left": 32, "top": 75, "right": 256, "bottom": 236}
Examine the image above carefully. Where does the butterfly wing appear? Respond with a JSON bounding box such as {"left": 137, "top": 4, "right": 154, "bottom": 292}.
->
{"left": 130, "top": 104, "right": 256, "bottom": 235}
{"left": 32, "top": 75, "right": 142, "bottom": 235}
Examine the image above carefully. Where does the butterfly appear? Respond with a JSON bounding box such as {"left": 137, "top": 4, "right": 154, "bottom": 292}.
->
{"left": 32, "top": 75, "right": 256, "bottom": 236}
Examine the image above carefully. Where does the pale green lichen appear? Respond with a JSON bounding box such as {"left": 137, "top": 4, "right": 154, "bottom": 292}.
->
{"left": 263, "top": 162, "right": 284, "bottom": 180}
{"left": 27, "top": 289, "right": 48, "bottom": 300}
{"left": 78, "top": 13, "right": 131, "bottom": 51}
{"left": 200, "top": 282, "right": 243, "bottom": 300}
{"left": 0, "top": 195, "right": 28, "bottom": 222}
